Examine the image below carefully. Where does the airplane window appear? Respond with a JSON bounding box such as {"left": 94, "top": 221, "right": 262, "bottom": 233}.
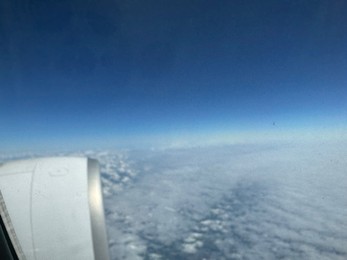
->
{"left": 0, "top": 209, "right": 19, "bottom": 260}
{"left": 1, "top": 1, "right": 347, "bottom": 259}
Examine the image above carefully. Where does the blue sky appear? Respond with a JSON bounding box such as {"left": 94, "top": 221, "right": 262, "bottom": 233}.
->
{"left": 1, "top": 0, "right": 347, "bottom": 151}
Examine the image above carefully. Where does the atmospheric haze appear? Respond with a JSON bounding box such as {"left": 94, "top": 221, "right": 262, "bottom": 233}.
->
{"left": 3, "top": 139, "right": 346, "bottom": 259}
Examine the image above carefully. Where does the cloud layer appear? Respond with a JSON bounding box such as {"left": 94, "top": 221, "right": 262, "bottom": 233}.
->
{"left": 92, "top": 141, "right": 347, "bottom": 259}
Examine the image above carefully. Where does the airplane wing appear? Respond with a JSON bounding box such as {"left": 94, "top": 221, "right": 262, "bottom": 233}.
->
{"left": 0, "top": 157, "right": 110, "bottom": 260}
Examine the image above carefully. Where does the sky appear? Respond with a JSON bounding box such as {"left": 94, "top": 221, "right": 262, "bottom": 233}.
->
{"left": 1, "top": 0, "right": 347, "bottom": 151}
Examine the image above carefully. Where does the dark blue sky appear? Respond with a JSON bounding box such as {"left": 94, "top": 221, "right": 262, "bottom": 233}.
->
{"left": 1, "top": 0, "right": 347, "bottom": 150}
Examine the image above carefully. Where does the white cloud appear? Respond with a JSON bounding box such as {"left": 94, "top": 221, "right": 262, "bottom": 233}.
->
{"left": 96, "top": 140, "right": 347, "bottom": 259}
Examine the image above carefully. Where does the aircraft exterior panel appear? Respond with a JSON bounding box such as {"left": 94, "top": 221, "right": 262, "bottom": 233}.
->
{"left": 0, "top": 157, "right": 109, "bottom": 260}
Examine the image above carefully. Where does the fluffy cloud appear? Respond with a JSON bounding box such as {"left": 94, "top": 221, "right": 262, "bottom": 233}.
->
{"left": 97, "top": 141, "right": 347, "bottom": 259}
